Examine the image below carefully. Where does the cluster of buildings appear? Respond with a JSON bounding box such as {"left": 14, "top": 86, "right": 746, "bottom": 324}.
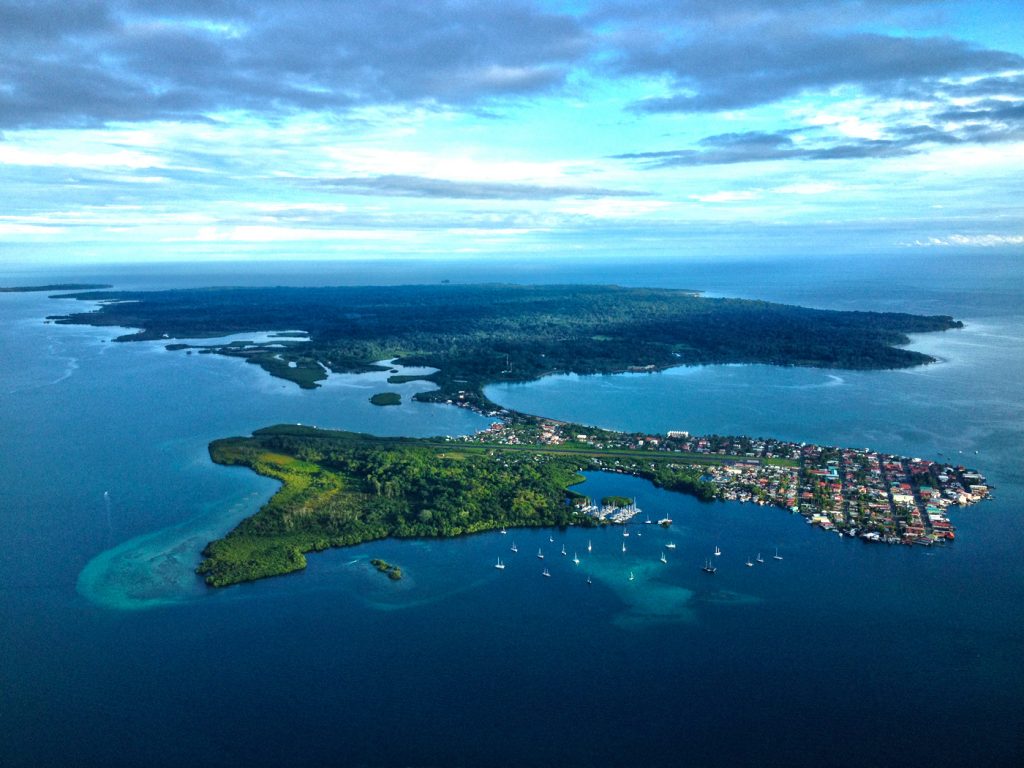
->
{"left": 462, "top": 418, "right": 989, "bottom": 545}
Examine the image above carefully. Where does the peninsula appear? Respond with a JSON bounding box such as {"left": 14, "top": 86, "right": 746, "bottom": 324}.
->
{"left": 198, "top": 421, "right": 988, "bottom": 587}
{"left": 49, "top": 283, "right": 963, "bottom": 408}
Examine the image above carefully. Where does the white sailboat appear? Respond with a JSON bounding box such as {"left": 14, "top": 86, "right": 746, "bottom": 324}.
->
{"left": 542, "top": 568, "right": 551, "bottom": 577}
{"left": 587, "top": 539, "right": 592, "bottom": 553}
{"left": 773, "top": 548, "right": 783, "bottom": 560}
{"left": 755, "top": 552, "right": 763, "bottom": 563}
{"left": 665, "top": 542, "right": 677, "bottom": 549}
{"left": 714, "top": 545, "right": 721, "bottom": 557}
{"left": 621, "top": 541, "right": 627, "bottom": 553}
{"left": 561, "top": 544, "right": 567, "bottom": 556}
{"left": 495, "top": 557, "right": 505, "bottom": 570}
{"left": 745, "top": 557, "right": 753, "bottom": 567}
{"left": 537, "top": 548, "right": 544, "bottom": 559}
{"left": 628, "top": 571, "right": 635, "bottom": 581}
{"left": 510, "top": 541, "right": 518, "bottom": 553}
{"left": 660, "top": 551, "right": 668, "bottom": 564}
{"left": 573, "top": 552, "right": 580, "bottom": 565}
{"left": 500, "top": 527, "right": 507, "bottom": 535}
{"left": 623, "top": 529, "right": 629, "bottom": 537}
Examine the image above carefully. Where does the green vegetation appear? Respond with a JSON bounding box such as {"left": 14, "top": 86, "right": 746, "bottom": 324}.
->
{"left": 370, "top": 559, "right": 403, "bottom": 580}
{"left": 370, "top": 392, "right": 401, "bottom": 406}
{"left": 50, "top": 283, "right": 963, "bottom": 404}
{"left": 601, "top": 495, "right": 633, "bottom": 507}
{"left": 196, "top": 425, "right": 601, "bottom": 586}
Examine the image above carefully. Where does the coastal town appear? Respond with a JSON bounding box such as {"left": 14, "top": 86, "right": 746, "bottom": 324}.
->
{"left": 460, "top": 414, "right": 990, "bottom": 547}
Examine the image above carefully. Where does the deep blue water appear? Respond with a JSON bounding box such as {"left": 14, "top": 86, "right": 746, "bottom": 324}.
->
{"left": 2, "top": 253, "right": 1022, "bottom": 767}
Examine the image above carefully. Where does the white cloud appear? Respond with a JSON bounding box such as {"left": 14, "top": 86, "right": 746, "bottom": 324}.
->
{"left": 909, "top": 234, "right": 1024, "bottom": 247}
{"left": 689, "top": 190, "right": 759, "bottom": 203}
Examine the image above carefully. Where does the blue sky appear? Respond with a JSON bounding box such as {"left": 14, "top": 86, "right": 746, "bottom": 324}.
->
{"left": 1, "top": 0, "right": 1022, "bottom": 264}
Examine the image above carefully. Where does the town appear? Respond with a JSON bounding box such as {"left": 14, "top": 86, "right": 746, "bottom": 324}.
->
{"left": 459, "top": 414, "right": 990, "bottom": 547}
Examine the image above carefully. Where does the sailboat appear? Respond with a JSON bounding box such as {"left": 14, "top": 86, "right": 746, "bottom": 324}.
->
{"left": 645, "top": 516, "right": 652, "bottom": 524}
{"left": 561, "top": 544, "right": 567, "bottom": 556}
{"left": 628, "top": 571, "right": 635, "bottom": 581}
{"left": 573, "top": 552, "right": 580, "bottom": 565}
{"left": 621, "top": 541, "right": 627, "bottom": 553}
{"left": 542, "top": 568, "right": 551, "bottom": 577}
{"left": 745, "top": 557, "right": 753, "bottom": 567}
{"left": 510, "top": 541, "right": 518, "bottom": 553}
{"left": 755, "top": 552, "right": 763, "bottom": 563}
{"left": 665, "top": 542, "right": 677, "bottom": 550}
{"left": 537, "top": 548, "right": 544, "bottom": 559}
{"left": 587, "top": 539, "right": 592, "bottom": 553}
{"left": 500, "top": 527, "right": 507, "bottom": 535}
{"left": 549, "top": 535, "right": 554, "bottom": 543}
{"left": 702, "top": 559, "right": 717, "bottom": 574}
{"left": 660, "top": 551, "right": 668, "bottom": 564}
{"left": 623, "top": 529, "right": 629, "bottom": 537}
{"left": 495, "top": 557, "right": 506, "bottom": 570}
{"left": 714, "top": 545, "right": 721, "bottom": 557}
{"left": 773, "top": 548, "right": 783, "bottom": 560}
{"left": 586, "top": 575, "right": 592, "bottom": 585}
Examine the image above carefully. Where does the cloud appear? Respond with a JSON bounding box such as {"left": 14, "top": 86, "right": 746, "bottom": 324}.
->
{"left": 311, "top": 174, "right": 646, "bottom": 200}
{"left": 612, "top": 109, "right": 1023, "bottom": 168}
{"left": 0, "top": 1, "right": 590, "bottom": 128}
{"left": 909, "top": 234, "right": 1024, "bottom": 247}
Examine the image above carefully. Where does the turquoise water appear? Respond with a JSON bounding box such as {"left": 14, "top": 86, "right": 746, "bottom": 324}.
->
{"left": 2, "top": 254, "right": 1022, "bottom": 766}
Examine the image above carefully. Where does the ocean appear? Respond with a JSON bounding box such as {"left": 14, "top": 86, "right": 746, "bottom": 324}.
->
{"left": 1, "top": 252, "right": 1022, "bottom": 766}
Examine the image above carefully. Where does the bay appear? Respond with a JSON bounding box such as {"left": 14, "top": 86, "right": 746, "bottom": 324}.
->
{"left": 1, "top": 252, "right": 1022, "bottom": 767}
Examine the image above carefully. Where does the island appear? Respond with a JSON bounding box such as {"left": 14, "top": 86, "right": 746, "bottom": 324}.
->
{"left": 48, "top": 283, "right": 963, "bottom": 408}
{"left": 196, "top": 421, "right": 989, "bottom": 587}
{"left": 369, "top": 392, "right": 401, "bottom": 406}
{"left": 370, "top": 559, "right": 403, "bottom": 580}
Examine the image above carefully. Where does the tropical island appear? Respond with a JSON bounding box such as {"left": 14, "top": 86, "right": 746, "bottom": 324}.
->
{"left": 197, "top": 421, "right": 989, "bottom": 587}
{"left": 49, "top": 283, "right": 963, "bottom": 408}
{"left": 369, "top": 392, "right": 402, "bottom": 406}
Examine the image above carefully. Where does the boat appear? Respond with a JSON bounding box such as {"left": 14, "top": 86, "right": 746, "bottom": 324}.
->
{"left": 542, "top": 568, "right": 551, "bottom": 577}
{"left": 657, "top": 517, "right": 672, "bottom": 526}
{"left": 500, "top": 527, "right": 507, "bottom": 535}
{"left": 586, "top": 575, "right": 592, "bottom": 585}
{"left": 628, "top": 571, "right": 635, "bottom": 581}
{"left": 587, "top": 540, "right": 592, "bottom": 553}
{"left": 510, "top": 542, "right": 518, "bottom": 553}
{"left": 702, "top": 559, "right": 717, "bottom": 574}
{"left": 573, "top": 552, "right": 580, "bottom": 565}
{"left": 537, "top": 548, "right": 544, "bottom": 559}
{"left": 561, "top": 544, "right": 567, "bottom": 556}
{"left": 549, "top": 535, "right": 554, "bottom": 543}
{"left": 495, "top": 557, "right": 505, "bottom": 570}
{"left": 660, "top": 551, "right": 667, "bottom": 564}
{"left": 755, "top": 553, "right": 763, "bottom": 563}
{"left": 745, "top": 557, "right": 753, "bottom": 567}
{"left": 645, "top": 517, "right": 652, "bottom": 524}
{"left": 714, "top": 545, "right": 721, "bottom": 557}
{"left": 665, "top": 542, "right": 676, "bottom": 549}
{"left": 773, "top": 548, "right": 783, "bottom": 560}
{"left": 623, "top": 529, "right": 629, "bottom": 537}
{"left": 621, "top": 541, "right": 627, "bottom": 553}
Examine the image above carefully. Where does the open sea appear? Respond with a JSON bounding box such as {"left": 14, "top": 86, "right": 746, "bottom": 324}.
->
{"left": 1, "top": 252, "right": 1022, "bottom": 767}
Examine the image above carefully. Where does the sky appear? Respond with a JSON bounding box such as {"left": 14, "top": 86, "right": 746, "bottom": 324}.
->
{"left": 1, "top": 0, "right": 1022, "bottom": 264}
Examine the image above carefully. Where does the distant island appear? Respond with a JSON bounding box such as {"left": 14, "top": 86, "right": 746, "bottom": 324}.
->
{"left": 196, "top": 421, "right": 989, "bottom": 587}
{"left": 370, "top": 392, "right": 401, "bottom": 406}
{"left": 1, "top": 283, "right": 112, "bottom": 293}
{"left": 48, "top": 283, "right": 964, "bottom": 408}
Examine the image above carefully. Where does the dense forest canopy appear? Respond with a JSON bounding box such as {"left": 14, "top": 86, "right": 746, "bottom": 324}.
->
{"left": 52, "top": 283, "right": 963, "bottom": 403}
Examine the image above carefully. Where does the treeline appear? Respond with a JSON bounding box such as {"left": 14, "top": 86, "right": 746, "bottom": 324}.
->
{"left": 51, "top": 284, "right": 963, "bottom": 399}
{"left": 197, "top": 430, "right": 595, "bottom": 586}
